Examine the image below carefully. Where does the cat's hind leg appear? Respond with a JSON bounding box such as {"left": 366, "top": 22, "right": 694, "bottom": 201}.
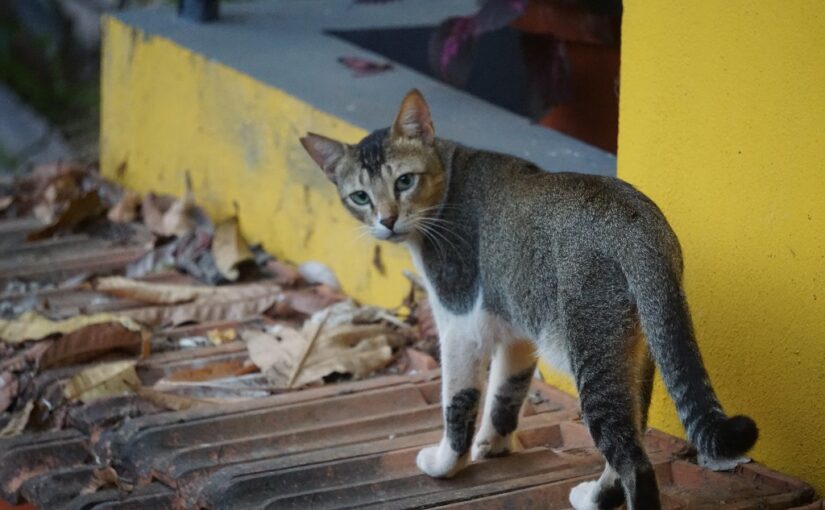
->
{"left": 472, "top": 339, "right": 537, "bottom": 461}
{"left": 559, "top": 263, "right": 661, "bottom": 510}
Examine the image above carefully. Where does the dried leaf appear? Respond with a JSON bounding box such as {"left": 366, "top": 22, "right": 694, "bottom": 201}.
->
{"left": 212, "top": 216, "right": 253, "bottom": 281}
{"left": 337, "top": 56, "right": 393, "bottom": 77}
{"left": 0, "top": 311, "right": 143, "bottom": 344}
{"left": 268, "top": 285, "right": 345, "bottom": 318}
{"left": 264, "top": 259, "right": 304, "bottom": 286}
{"left": 142, "top": 174, "right": 196, "bottom": 237}
{"left": 0, "top": 400, "right": 34, "bottom": 437}
{"left": 96, "top": 276, "right": 211, "bottom": 304}
{"left": 27, "top": 190, "right": 104, "bottom": 241}
{"left": 244, "top": 328, "right": 306, "bottom": 387}
{"left": 63, "top": 360, "right": 139, "bottom": 404}
{"left": 165, "top": 359, "right": 250, "bottom": 382}
{"left": 243, "top": 307, "right": 403, "bottom": 388}
{"left": 118, "top": 282, "right": 281, "bottom": 327}
{"left": 40, "top": 322, "right": 143, "bottom": 369}
{"left": 107, "top": 189, "right": 141, "bottom": 223}
{"left": 0, "top": 372, "right": 18, "bottom": 414}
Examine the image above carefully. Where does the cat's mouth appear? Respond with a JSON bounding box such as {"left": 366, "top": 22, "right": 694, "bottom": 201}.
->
{"left": 384, "top": 232, "right": 409, "bottom": 243}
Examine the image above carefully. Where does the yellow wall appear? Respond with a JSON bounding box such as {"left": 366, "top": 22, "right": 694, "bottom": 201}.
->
{"left": 618, "top": 0, "right": 825, "bottom": 493}
{"left": 101, "top": 18, "right": 414, "bottom": 307}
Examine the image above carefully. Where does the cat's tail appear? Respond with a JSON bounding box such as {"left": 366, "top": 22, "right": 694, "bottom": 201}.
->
{"left": 622, "top": 251, "right": 758, "bottom": 460}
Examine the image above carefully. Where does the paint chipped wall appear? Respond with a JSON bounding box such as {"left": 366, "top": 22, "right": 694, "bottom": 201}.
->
{"left": 101, "top": 17, "right": 414, "bottom": 308}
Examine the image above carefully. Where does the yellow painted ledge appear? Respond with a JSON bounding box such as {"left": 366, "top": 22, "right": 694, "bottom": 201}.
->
{"left": 101, "top": 16, "right": 413, "bottom": 307}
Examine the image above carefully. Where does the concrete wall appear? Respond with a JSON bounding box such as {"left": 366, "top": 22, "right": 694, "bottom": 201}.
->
{"left": 617, "top": 0, "right": 825, "bottom": 493}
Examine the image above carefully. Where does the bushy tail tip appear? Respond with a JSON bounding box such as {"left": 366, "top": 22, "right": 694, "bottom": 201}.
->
{"left": 712, "top": 415, "right": 759, "bottom": 458}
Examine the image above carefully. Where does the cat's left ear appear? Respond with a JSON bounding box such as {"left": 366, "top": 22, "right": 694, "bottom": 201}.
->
{"left": 300, "top": 133, "right": 346, "bottom": 183}
{"left": 391, "top": 89, "right": 434, "bottom": 145}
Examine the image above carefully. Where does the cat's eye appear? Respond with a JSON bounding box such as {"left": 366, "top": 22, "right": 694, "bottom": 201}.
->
{"left": 395, "top": 173, "right": 417, "bottom": 192}
{"left": 349, "top": 191, "right": 371, "bottom": 206}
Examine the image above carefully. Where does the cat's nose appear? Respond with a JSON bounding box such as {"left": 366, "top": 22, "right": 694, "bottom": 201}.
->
{"left": 380, "top": 215, "right": 398, "bottom": 230}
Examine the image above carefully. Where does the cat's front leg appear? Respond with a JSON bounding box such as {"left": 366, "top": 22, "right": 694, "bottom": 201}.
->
{"left": 416, "top": 332, "right": 486, "bottom": 478}
{"left": 472, "top": 340, "right": 537, "bottom": 461}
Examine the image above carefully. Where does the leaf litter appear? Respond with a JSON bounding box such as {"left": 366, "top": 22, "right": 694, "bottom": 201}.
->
{"left": 0, "top": 161, "right": 437, "bottom": 438}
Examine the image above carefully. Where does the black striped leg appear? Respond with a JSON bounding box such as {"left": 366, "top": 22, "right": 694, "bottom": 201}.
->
{"left": 473, "top": 340, "right": 537, "bottom": 460}
{"left": 416, "top": 331, "right": 486, "bottom": 478}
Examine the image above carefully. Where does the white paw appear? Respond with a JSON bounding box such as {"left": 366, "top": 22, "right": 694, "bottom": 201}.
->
{"left": 569, "top": 480, "right": 599, "bottom": 510}
{"left": 416, "top": 444, "right": 464, "bottom": 478}
{"left": 471, "top": 435, "right": 511, "bottom": 461}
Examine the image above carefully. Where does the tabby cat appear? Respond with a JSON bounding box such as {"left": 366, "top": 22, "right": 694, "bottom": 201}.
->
{"left": 300, "top": 89, "right": 758, "bottom": 509}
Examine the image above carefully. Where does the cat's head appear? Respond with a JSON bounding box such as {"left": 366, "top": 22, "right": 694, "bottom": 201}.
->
{"left": 300, "top": 89, "right": 445, "bottom": 243}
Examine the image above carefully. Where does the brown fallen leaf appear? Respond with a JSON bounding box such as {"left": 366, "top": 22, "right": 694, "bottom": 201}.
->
{"left": 264, "top": 259, "right": 304, "bottom": 286}
{"left": 64, "top": 360, "right": 140, "bottom": 404}
{"left": 119, "top": 282, "right": 281, "bottom": 327}
{"left": 213, "top": 216, "right": 254, "bottom": 281}
{"left": 0, "top": 371, "right": 18, "bottom": 414}
{"left": 164, "top": 359, "right": 251, "bottom": 382}
{"left": 39, "top": 322, "right": 143, "bottom": 369}
{"left": 244, "top": 328, "right": 305, "bottom": 386}
{"left": 142, "top": 173, "right": 196, "bottom": 237}
{"left": 107, "top": 189, "right": 142, "bottom": 223}
{"left": 268, "top": 285, "right": 345, "bottom": 318}
{"left": 0, "top": 311, "right": 143, "bottom": 344}
{"left": 0, "top": 400, "right": 34, "bottom": 437}
{"left": 243, "top": 303, "right": 405, "bottom": 388}
{"left": 27, "top": 190, "right": 104, "bottom": 241}
{"left": 96, "top": 276, "right": 212, "bottom": 304}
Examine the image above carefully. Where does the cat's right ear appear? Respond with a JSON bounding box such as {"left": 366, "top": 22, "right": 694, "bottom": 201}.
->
{"left": 392, "top": 89, "right": 435, "bottom": 145}
{"left": 300, "top": 133, "right": 346, "bottom": 183}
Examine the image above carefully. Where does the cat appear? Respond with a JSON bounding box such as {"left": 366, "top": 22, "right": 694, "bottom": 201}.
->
{"left": 300, "top": 89, "right": 758, "bottom": 510}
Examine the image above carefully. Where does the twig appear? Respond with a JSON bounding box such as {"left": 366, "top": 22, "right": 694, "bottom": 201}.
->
{"left": 287, "top": 309, "right": 330, "bottom": 388}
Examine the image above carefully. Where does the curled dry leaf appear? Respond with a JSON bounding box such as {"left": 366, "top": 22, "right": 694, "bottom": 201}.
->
{"left": 268, "top": 285, "right": 346, "bottom": 318}
{"left": 0, "top": 311, "right": 143, "bottom": 344}
{"left": 96, "top": 276, "right": 212, "bottom": 304}
{"left": 119, "top": 282, "right": 281, "bottom": 327}
{"left": 264, "top": 259, "right": 303, "bottom": 287}
{"left": 164, "top": 359, "right": 250, "bottom": 382}
{"left": 243, "top": 302, "right": 406, "bottom": 388}
{"left": 63, "top": 360, "right": 140, "bottom": 404}
{"left": 213, "top": 216, "right": 254, "bottom": 281}
{"left": 0, "top": 400, "right": 34, "bottom": 437}
{"left": 107, "top": 189, "right": 142, "bottom": 223}
{"left": 39, "top": 322, "right": 144, "bottom": 369}
{"left": 142, "top": 173, "right": 196, "bottom": 237}
{"left": 27, "top": 190, "right": 104, "bottom": 241}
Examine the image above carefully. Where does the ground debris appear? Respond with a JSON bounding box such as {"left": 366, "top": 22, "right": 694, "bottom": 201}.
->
{"left": 244, "top": 300, "right": 410, "bottom": 388}
{"left": 0, "top": 161, "right": 439, "bottom": 441}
